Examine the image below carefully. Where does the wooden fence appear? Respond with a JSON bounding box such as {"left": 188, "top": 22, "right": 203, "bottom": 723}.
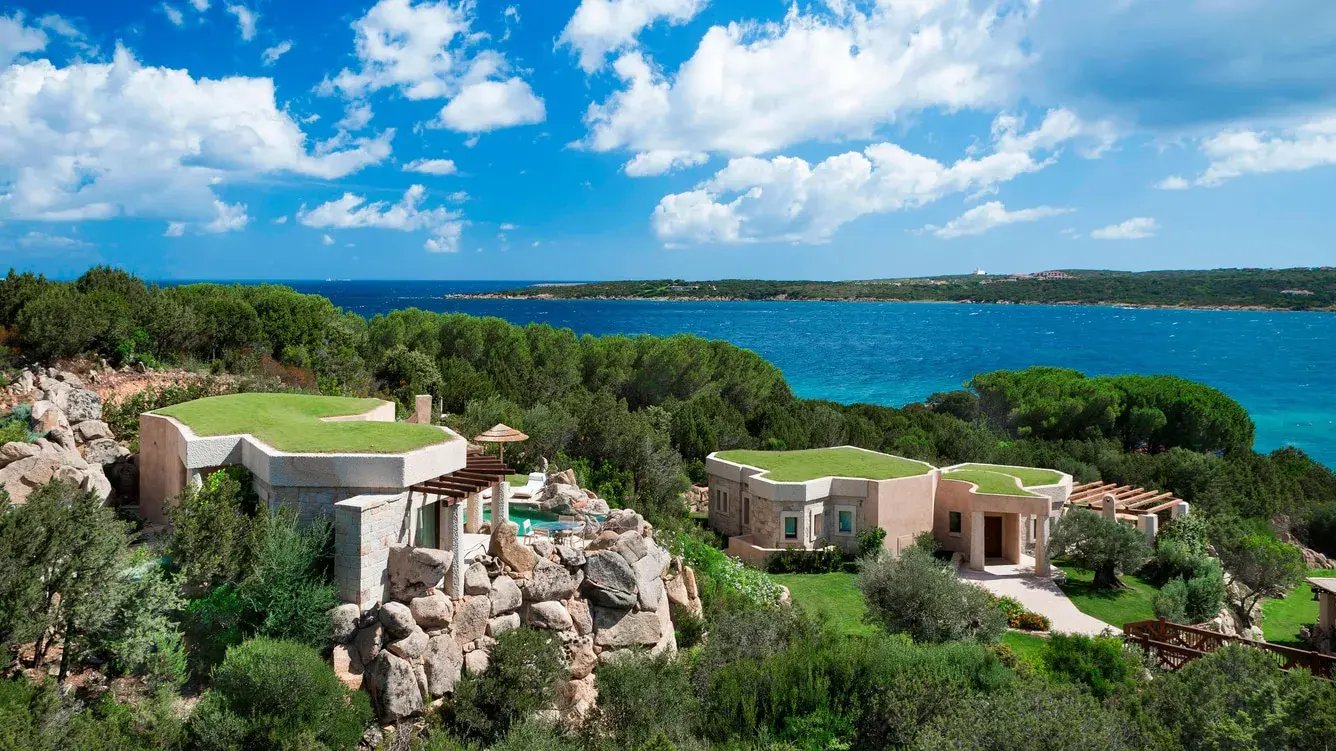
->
{"left": 1124, "top": 618, "right": 1336, "bottom": 678}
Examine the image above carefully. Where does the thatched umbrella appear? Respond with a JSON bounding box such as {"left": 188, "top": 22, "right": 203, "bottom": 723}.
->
{"left": 473, "top": 423, "right": 528, "bottom": 465}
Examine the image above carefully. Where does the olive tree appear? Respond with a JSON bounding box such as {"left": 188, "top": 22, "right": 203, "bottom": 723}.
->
{"left": 1048, "top": 509, "right": 1151, "bottom": 589}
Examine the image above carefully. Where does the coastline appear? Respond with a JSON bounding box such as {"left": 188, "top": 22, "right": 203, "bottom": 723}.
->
{"left": 443, "top": 293, "right": 1335, "bottom": 313}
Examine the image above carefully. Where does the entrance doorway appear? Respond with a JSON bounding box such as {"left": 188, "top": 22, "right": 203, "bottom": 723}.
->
{"left": 983, "top": 515, "right": 1003, "bottom": 558}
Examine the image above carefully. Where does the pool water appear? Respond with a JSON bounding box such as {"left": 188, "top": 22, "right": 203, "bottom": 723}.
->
{"left": 479, "top": 505, "right": 569, "bottom": 532}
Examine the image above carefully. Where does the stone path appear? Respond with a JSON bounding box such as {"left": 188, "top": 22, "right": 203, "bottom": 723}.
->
{"left": 958, "top": 556, "right": 1117, "bottom": 636}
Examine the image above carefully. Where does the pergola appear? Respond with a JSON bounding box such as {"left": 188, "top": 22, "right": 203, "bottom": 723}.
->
{"left": 408, "top": 448, "right": 514, "bottom": 596}
{"left": 1067, "top": 480, "right": 1190, "bottom": 539}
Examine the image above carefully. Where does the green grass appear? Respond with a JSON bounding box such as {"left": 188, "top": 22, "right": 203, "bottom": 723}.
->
{"left": 1001, "top": 631, "right": 1049, "bottom": 668}
{"left": 716, "top": 447, "right": 931, "bottom": 483}
{"left": 953, "top": 463, "right": 1064, "bottom": 487}
{"left": 771, "top": 572, "right": 878, "bottom": 637}
{"left": 1262, "top": 569, "right": 1336, "bottom": 648}
{"left": 506, "top": 473, "right": 530, "bottom": 486}
{"left": 1053, "top": 563, "right": 1158, "bottom": 628}
{"left": 156, "top": 393, "right": 451, "bottom": 454}
{"left": 941, "top": 469, "right": 1039, "bottom": 497}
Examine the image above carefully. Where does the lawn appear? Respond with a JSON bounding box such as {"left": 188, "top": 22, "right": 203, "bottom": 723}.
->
{"left": 1054, "top": 562, "right": 1158, "bottom": 628}
{"left": 716, "top": 447, "right": 932, "bottom": 483}
{"left": 953, "top": 463, "right": 1064, "bottom": 487}
{"left": 941, "top": 469, "right": 1039, "bottom": 497}
{"left": 1001, "top": 631, "right": 1050, "bottom": 668}
{"left": 156, "top": 393, "right": 452, "bottom": 454}
{"left": 771, "top": 571, "right": 878, "bottom": 637}
{"left": 1262, "top": 569, "right": 1335, "bottom": 647}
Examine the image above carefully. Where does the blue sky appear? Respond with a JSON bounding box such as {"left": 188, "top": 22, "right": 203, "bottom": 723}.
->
{"left": 2, "top": 0, "right": 1336, "bottom": 281}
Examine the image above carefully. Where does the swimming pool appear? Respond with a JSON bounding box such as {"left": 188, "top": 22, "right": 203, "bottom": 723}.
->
{"left": 477, "top": 505, "right": 588, "bottom": 532}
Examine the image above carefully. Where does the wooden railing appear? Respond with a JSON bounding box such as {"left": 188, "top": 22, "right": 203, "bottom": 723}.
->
{"left": 1124, "top": 618, "right": 1336, "bottom": 678}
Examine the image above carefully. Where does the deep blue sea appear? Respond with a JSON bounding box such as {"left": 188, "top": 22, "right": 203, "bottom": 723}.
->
{"left": 256, "top": 280, "right": 1336, "bottom": 468}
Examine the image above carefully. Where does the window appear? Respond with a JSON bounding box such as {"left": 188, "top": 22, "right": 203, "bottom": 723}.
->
{"left": 837, "top": 509, "right": 854, "bottom": 534}
{"left": 416, "top": 501, "right": 438, "bottom": 548}
{"left": 742, "top": 496, "right": 750, "bottom": 525}
{"left": 783, "top": 515, "right": 799, "bottom": 540}
{"left": 949, "top": 511, "right": 962, "bottom": 535}
{"left": 721, "top": 490, "right": 728, "bottom": 513}
{"left": 813, "top": 512, "right": 823, "bottom": 537}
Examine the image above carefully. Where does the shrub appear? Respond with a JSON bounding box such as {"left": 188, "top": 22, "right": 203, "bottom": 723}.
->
{"left": 192, "top": 637, "right": 371, "bottom": 751}
{"left": 442, "top": 628, "right": 565, "bottom": 743}
{"left": 1041, "top": 634, "right": 1140, "bottom": 699}
{"left": 592, "top": 653, "right": 698, "bottom": 747}
{"left": 1153, "top": 578, "right": 1189, "bottom": 623}
{"left": 237, "top": 510, "right": 336, "bottom": 648}
{"left": 1013, "top": 612, "right": 1050, "bottom": 631}
{"left": 182, "top": 584, "right": 246, "bottom": 673}
{"left": 859, "top": 546, "right": 1006, "bottom": 643}
{"left": 165, "top": 467, "right": 262, "bottom": 590}
{"left": 669, "top": 530, "right": 782, "bottom": 610}
{"left": 766, "top": 545, "right": 846, "bottom": 574}
{"left": 856, "top": 526, "right": 888, "bottom": 558}
{"left": 93, "top": 556, "right": 188, "bottom": 686}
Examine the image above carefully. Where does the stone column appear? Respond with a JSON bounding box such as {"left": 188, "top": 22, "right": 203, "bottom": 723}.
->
{"left": 969, "top": 510, "right": 985, "bottom": 571}
{"left": 464, "top": 492, "right": 481, "bottom": 534}
{"left": 448, "top": 502, "right": 464, "bottom": 599}
{"left": 413, "top": 394, "right": 433, "bottom": 424}
{"left": 1171, "top": 501, "right": 1190, "bottom": 518}
{"left": 490, "top": 480, "right": 508, "bottom": 526}
{"left": 1034, "top": 515, "right": 1051, "bottom": 577}
{"left": 1102, "top": 493, "right": 1118, "bottom": 521}
{"left": 1138, "top": 513, "right": 1158, "bottom": 544}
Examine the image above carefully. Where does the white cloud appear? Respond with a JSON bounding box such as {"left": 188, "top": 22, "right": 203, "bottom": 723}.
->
{"left": 164, "top": 223, "right": 186, "bottom": 237}
{"left": 1155, "top": 175, "right": 1189, "bottom": 190}
{"left": 262, "top": 40, "right": 293, "bottom": 66}
{"left": 321, "top": 234, "right": 334, "bottom": 245}
{"left": 585, "top": 1, "right": 1038, "bottom": 162}
{"left": 337, "top": 102, "right": 374, "bottom": 131}
{"left": 0, "top": 46, "right": 392, "bottom": 228}
{"left": 446, "top": 190, "right": 469, "bottom": 202}
{"left": 921, "top": 201, "right": 1072, "bottom": 239}
{"left": 1192, "top": 114, "right": 1336, "bottom": 187}
{"left": 0, "top": 12, "right": 50, "bottom": 65}
{"left": 652, "top": 108, "right": 1105, "bottom": 245}
{"left": 273, "top": 215, "right": 288, "bottom": 224}
{"left": 226, "top": 4, "right": 257, "bottom": 41}
{"left": 17, "top": 231, "right": 92, "bottom": 249}
{"left": 160, "top": 3, "right": 185, "bottom": 27}
{"left": 404, "top": 158, "right": 458, "bottom": 175}
{"left": 202, "top": 200, "right": 249, "bottom": 233}
{"left": 499, "top": 222, "right": 517, "bottom": 231}
{"left": 560, "top": 0, "right": 705, "bottom": 73}
{"left": 298, "top": 184, "right": 464, "bottom": 252}
{"left": 436, "top": 78, "right": 545, "bottom": 132}
{"left": 624, "top": 149, "right": 708, "bottom": 177}
{"left": 325, "top": 0, "right": 544, "bottom": 133}
{"left": 1091, "top": 217, "right": 1158, "bottom": 240}
{"left": 189, "top": 0, "right": 210, "bottom": 11}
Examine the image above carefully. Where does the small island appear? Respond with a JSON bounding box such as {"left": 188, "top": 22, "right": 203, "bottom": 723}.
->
{"left": 451, "top": 267, "right": 1336, "bottom": 311}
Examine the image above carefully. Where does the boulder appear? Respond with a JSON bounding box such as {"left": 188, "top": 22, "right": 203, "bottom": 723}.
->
{"left": 581, "top": 551, "right": 638, "bottom": 609}
{"left": 489, "top": 575, "right": 523, "bottom": 615}
{"left": 379, "top": 601, "right": 417, "bottom": 639}
{"left": 566, "top": 598, "right": 593, "bottom": 636}
{"left": 556, "top": 544, "right": 586, "bottom": 569}
{"left": 82, "top": 438, "right": 128, "bottom": 465}
{"left": 387, "top": 626, "right": 429, "bottom": 660}
{"left": 329, "top": 603, "right": 362, "bottom": 643}
{"left": 537, "top": 483, "right": 587, "bottom": 514}
{"left": 567, "top": 637, "right": 597, "bottom": 679}
{"left": 72, "top": 420, "right": 113, "bottom": 443}
{"left": 0, "top": 442, "right": 40, "bottom": 468}
{"left": 682, "top": 566, "right": 699, "bottom": 601}
{"left": 531, "top": 537, "right": 554, "bottom": 560}
{"left": 423, "top": 634, "right": 464, "bottom": 697}
{"left": 488, "top": 521, "right": 538, "bottom": 574}
{"left": 586, "top": 498, "right": 611, "bottom": 515}
{"left": 593, "top": 608, "right": 662, "bottom": 648}
{"left": 16, "top": 371, "right": 33, "bottom": 393}
{"left": 525, "top": 558, "right": 576, "bottom": 602}
{"left": 63, "top": 389, "right": 102, "bottom": 422}
{"left": 527, "top": 601, "right": 573, "bottom": 631}
{"left": 365, "top": 651, "right": 422, "bottom": 722}
{"left": 615, "top": 530, "right": 649, "bottom": 564}
{"left": 665, "top": 573, "right": 691, "bottom": 610}
{"left": 388, "top": 545, "right": 451, "bottom": 601}
{"left": 548, "top": 468, "right": 577, "bottom": 487}
{"left": 354, "top": 622, "right": 384, "bottom": 664}
{"left": 601, "top": 509, "right": 645, "bottom": 536}
{"left": 0, "top": 454, "right": 66, "bottom": 504}
{"left": 30, "top": 400, "right": 69, "bottom": 435}
{"left": 408, "top": 591, "right": 454, "bottom": 629}
{"left": 453, "top": 596, "right": 490, "bottom": 647}
{"left": 557, "top": 675, "right": 598, "bottom": 725}
{"left": 331, "top": 643, "right": 363, "bottom": 690}
{"left": 464, "top": 648, "right": 490, "bottom": 676}
{"left": 637, "top": 576, "right": 666, "bottom": 611}
{"left": 49, "top": 426, "right": 77, "bottom": 451}
{"left": 487, "top": 612, "right": 520, "bottom": 637}
{"left": 463, "top": 561, "right": 491, "bottom": 595}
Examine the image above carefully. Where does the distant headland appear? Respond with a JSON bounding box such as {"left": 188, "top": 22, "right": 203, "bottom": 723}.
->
{"left": 447, "top": 268, "right": 1336, "bottom": 312}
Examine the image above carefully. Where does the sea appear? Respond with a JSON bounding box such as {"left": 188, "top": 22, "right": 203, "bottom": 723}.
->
{"left": 250, "top": 280, "right": 1336, "bottom": 469}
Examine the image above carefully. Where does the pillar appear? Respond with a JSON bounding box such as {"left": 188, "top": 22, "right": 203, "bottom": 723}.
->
{"left": 1138, "top": 513, "right": 1158, "bottom": 545}
{"left": 464, "top": 492, "right": 481, "bottom": 534}
{"left": 490, "top": 480, "right": 507, "bottom": 529}
{"left": 1034, "top": 515, "right": 1051, "bottom": 577}
{"left": 1171, "top": 501, "right": 1190, "bottom": 518}
{"left": 1102, "top": 493, "right": 1118, "bottom": 521}
{"left": 413, "top": 394, "right": 432, "bottom": 424}
{"left": 447, "top": 503, "right": 464, "bottom": 599}
{"left": 968, "top": 510, "right": 985, "bottom": 571}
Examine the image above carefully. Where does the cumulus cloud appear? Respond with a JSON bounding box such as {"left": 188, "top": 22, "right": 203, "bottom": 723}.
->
{"left": 0, "top": 46, "right": 392, "bottom": 228}
{"left": 262, "top": 40, "right": 292, "bottom": 65}
{"left": 1192, "top": 115, "right": 1336, "bottom": 187}
{"left": 321, "top": 234, "right": 334, "bottom": 245}
{"left": 1091, "top": 217, "right": 1158, "bottom": 240}
{"left": 324, "top": 0, "right": 544, "bottom": 133}
{"left": 226, "top": 4, "right": 257, "bottom": 41}
{"left": 189, "top": 0, "right": 210, "bottom": 10}
{"left": 404, "top": 158, "right": 458, "bottom": 175}
{"left": 160, "top": 3, "right": 185, "bottom": 27}
{"left": 17, "top": 231, "right": 93, "bottom": 249}
{"left": 559, "top": 0, "right": 706, "bottom": 72}
{"left": 921, "top": 202, "right": 1072, "bottom": 239}
{"left": 298, "top": 184, "right": 464, "bottom": 252}
{"left": 584, "top": 1, "right": 1038, "bottom": 163}
{"left": 1155, "top": 175, "right": 1189, "bottom": 190}
{"left": 623, "top": 149, "right": 708, "bottom": 177}
{"left": 0, "top": 12, "right": 52, "bottom": 65}
{"left": 652, "top": 108, "right": 1106, "bottom": 245}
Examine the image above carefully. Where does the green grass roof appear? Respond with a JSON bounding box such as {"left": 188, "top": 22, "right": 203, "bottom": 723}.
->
{"left": 941, "top": 469, "right": 1039, "bottom": 497}
{"left": 953, "top": 463, "right": 1064, "bottom": 487}
{"left": 155, "top": 393, "right": 452, "bottom": 454}
{"left": 715, "top": 447, "right": 931, "bottom": 483}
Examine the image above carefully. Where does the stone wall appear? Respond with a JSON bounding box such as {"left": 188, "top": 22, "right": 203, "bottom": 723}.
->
{"left": 331, "top": 508, "right": 703, "bottom": 725}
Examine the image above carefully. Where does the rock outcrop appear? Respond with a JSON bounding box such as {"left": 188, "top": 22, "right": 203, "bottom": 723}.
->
{"left": 336, "top": 510, "right": 702, "bottom": 726}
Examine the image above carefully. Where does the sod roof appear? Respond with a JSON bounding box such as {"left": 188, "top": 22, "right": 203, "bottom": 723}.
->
{"left": 715, "top": 447, "right": 932, "bottom": 483}
{"left": 941, "top": 469, "right": 1040, "bottom": 497}
{"left": 154, "top": 393, "right": 452, "bottom": 454}
{"left": 952, "top": 463, "right": 1065, "bottom": 488}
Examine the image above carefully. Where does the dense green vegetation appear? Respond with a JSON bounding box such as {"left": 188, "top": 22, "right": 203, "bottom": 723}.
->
{"left": 470, "top": 268, "right": 1336, "bottom": 310}
{"left": 1263, "top": 570, "right": 1332, "bottom": 647}
{"left": 715, "top": 446, "right": 931, "bottom": 481}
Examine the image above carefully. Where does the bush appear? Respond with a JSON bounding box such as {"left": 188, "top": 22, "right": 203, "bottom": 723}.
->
{"left": 669, "top": 530, "right": 782, "bottom": 610}
{"left": 1041, "top": 634, "right": 1140, "bottom": 699}
{"left": 442, "top": 629, "right": 565, "bottom": 743}
{"left": 856, "top": 526, "right": 888, "bottom": 558}
{"left": 93, "top": 556, "right": 188, "bottom": 687}
{"left": 191, "top": 637, "right": 371, "bottom": 751}
{"left": 1153, "top": 578, "right": 1188, "bottom": 623}
{"left": 859, "top": 546, "right": 1006, "bottom": 644}
{"left": 166, "top": 467, "right": 262, "bottom": 590}
{"left": 1013, "top": 612, "right": 1050, "bottom": 631}
{"left": 182, "top": 584, "right": 246, "bottom": 673}
{"left": 237, "top": 511, "right": 336, "bottom": 648}
{"left": 766, "top": 545, "right": 846, "bottom": 574}
{"left": 592, "top": 653, "right": 698, "bottom": 747}
{"left": 0, "top": 679, "right": 184, "bottom": 751}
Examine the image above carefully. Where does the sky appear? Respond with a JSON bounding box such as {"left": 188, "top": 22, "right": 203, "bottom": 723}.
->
{"left": 2, "top": 0, "right": 1336, "bottom": 281}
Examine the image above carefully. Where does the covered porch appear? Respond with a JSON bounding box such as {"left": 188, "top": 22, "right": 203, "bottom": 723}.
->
{"left": 407, "top": 448, "right": 514, "bottom": 598}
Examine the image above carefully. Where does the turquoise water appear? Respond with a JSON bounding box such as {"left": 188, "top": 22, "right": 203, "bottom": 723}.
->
{"left": 279, "top": 281, "right": 1336, "bottom": 468}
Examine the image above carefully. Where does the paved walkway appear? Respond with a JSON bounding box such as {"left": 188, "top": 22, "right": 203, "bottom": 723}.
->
{"left": 958, "top": 556, "right": 1118, "bottom": 636}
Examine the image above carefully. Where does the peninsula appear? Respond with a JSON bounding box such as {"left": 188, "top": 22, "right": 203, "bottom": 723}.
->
{"left": 450, "top": 268, "right": 1336, "bottom": 311}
